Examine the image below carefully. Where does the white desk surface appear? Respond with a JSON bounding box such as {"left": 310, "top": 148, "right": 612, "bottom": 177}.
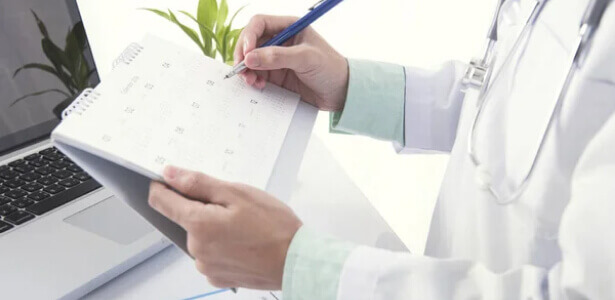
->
{"left": 77, "top": 0, "right": 494, "bottom": 297}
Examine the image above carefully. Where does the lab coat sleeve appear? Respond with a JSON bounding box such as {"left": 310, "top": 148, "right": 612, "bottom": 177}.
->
{"left": 329, "top": 59, "right": 467, "bottom": 153}
{"left": 283, "top": 103, "right": 615, "bottom": 300}
{"left": 330, "top": 59, "right": 406, "bottom": 144}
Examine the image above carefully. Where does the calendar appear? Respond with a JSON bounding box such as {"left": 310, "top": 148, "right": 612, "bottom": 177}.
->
{"left": 53, "top": 35, "right": 300, "bottom": 190}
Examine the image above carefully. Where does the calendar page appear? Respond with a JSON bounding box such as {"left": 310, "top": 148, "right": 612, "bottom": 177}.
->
{"left": 53, "top": 35, "right": 300, "bottom": 189}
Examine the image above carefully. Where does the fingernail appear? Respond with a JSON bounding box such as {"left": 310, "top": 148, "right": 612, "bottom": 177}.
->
{"left": 163, "top": 166, "right": 178, "bottom": 180}
{"left": 245, "top": 52, "right": 260, "bottom": 67}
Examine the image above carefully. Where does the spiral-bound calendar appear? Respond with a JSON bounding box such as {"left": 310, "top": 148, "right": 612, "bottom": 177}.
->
{"left": 51, "top": 35, "right": 315, "bottom": 251}
{"left": 54, "top": 35, "right": 299, "bottom": 189}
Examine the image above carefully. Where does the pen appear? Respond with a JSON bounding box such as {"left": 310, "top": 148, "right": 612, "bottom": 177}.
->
{"left": 224, "top": 0, "right": 345, "bottom": 79}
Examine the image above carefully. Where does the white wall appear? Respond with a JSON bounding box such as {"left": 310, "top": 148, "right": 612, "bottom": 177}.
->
{"left": 77, "top": 0, "right": 493, "bottom": 254}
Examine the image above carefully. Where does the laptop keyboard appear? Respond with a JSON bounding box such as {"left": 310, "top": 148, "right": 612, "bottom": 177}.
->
{"left": 0, "top": 147, "right": 101, "bottom": 234}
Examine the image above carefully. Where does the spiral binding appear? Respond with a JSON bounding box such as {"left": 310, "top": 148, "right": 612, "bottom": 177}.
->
{"left": 61, "top": 88, "right": 101, "bottom": 119}
{"left": 111, "top": 42, "right": 144, "bottom": 69}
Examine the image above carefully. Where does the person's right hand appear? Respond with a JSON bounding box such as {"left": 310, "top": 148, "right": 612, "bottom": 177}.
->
{"left": 234, "top": 15, "right": 349, "bottom": 111}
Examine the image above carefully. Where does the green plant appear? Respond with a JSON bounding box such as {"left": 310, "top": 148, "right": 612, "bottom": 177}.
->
{"left": 11, "top": 10, "right": 96, "bottom": 117}
{"left": 143, "top": 0, "right": 246, "bottom": 64}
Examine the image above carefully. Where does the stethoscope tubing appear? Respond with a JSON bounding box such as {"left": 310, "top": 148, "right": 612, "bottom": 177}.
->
{"left": 466, "top": 0, "right": 611, "bottom": 205}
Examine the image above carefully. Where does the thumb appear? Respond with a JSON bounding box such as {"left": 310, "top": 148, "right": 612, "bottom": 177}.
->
{"left": 163, "top": 166, "right": 231, "bottom": 205}
{"left": 244, "top": 45, "right": 316, "bottom": 73}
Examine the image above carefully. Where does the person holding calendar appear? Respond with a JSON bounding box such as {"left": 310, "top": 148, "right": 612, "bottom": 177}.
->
{"left": 147, "top": 0, "right": 615, "bottom": 298}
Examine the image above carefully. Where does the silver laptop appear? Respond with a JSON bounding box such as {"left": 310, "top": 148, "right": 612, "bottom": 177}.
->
{"left": 0, "top": 1, "right": 167, "bottom": 298}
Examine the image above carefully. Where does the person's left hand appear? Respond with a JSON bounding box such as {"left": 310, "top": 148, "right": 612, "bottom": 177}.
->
{"left": 148, "top": 166, "right": 303, "bottom": 290}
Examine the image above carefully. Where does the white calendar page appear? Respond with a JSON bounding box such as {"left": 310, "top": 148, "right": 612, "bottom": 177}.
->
{"left": 53, "top": 35, "right": 300, "bottom": 189}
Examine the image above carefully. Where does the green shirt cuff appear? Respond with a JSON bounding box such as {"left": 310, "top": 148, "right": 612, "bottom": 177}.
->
{"left": 282, "top": 226, "right": 357, "bottom": 300}
{"left": 329, "top": 59, "right": 406, "bottom": 144}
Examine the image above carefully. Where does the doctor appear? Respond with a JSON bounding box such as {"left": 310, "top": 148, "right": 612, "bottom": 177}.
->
{"left": 147, "top": 0, "right": 615, "bottom": 298}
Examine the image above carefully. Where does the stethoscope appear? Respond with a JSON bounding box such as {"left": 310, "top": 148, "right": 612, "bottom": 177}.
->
{"left": 462, "top": 0, "right": 612, "bottom": 205}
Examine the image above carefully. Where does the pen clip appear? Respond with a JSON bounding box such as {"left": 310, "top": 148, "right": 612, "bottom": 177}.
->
{"left": 309, "top": 0, "right": 326, "bottom": 11}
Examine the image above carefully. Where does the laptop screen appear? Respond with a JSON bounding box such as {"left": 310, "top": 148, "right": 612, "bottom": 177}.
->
{"left": 0, "top": 0, "right": 99, "bottom": 156}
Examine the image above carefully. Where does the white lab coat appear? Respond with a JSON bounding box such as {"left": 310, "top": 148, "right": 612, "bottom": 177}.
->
{"left": 336, "top": 0, "right": 615, "bottom": 298}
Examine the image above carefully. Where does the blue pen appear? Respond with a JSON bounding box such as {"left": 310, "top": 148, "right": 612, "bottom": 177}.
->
{"left": 224, "top": 0, "right": 344, "bottom": 79}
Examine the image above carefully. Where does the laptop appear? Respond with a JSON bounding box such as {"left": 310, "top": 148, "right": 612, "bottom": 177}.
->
{"left": 0, "top": 0, "right": 168, "bottom": 298}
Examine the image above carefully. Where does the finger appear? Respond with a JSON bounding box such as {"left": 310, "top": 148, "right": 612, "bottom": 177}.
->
{"left": 163, "top": 166, "right": 232, "bottom": 205}
{"left": 148, "top": 182, "right": 214, "bottom": 228}
{"left": 237, "top": 15, "right": 299, "bottom": 58}
{"left": 207, "top": 276, "right": 238, "bottom": 289}
{"left": 244, "top": 45, "right": 316, "bottom": 73}
{"left": 254, "top": 76, "right": 267, "bottom": 90}
{"left": 242, "top": 70, "right": 258, "bottom": 86}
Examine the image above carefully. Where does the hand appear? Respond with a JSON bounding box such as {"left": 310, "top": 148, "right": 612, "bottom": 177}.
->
{"left": 148, "top": 166, "right": 303, "bottom": 290}
{"left": 235, "top": 15, "right": 349, "bottom": 111}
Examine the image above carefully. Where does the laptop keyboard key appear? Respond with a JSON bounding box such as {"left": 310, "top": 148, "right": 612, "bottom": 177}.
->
{"left": 20, "top": 172, "right": 42, "bottom": 182}
{"left": 21, "top": 182, "right": 43, "bottom": 192}
{"left": 66, "top": 164, "right": 83, "bottom": 173}
{"left": 0, "top": 185, "right": 9, "bottom": 194}
{"left": 0, "top": 196, "right": 11, "bottom": 206}
{"left": 28, "top": 180, "right": 101, "bottom": 215}
{"left": 4, "top": 179, "right": 26, "bottom": 189}
{"left": 49, "top": 160, "right": 71, "bottom": 169}
{"left": 5, "top": 210, "right": 35, "bottom": 225}
{"left": 43, "top": 153, "right": 63, "bottom": 161}
{"left": 5, "top": 189, "right": 27, "bottom": 199}
{"left": 24, "top": 153, "right": 42, "bottom": 161}
{"left": 0, "top": 204, "right": 17, "bottom": 216}
{"left": 35, "top": 166, "right": 55, "bottom": 176}
{"left": 0, "top": 165, "right": 8, "bottom": 172}
{"left": 59, "top": 178, "right": 80, "bottom": 188}
{"left": 37, "top": 176, "right": 58, "bottom": 186}
{"left": 13, "top": 164, "right": 35, "bottom": 173}
{"left": 8, "top": 159, "right": 26, "bottom": 167}
{"left": 52, "top": 170, "right": 73, "bottom": 179}
{"left": 73, "top": 172, "right": 91, "bottom": 181}
{"left": 39, "top": 148, "right": 56, "bottom": 155}
{"left": 28, "top": 159, "right": 47, "bottom": 168}
{"left": 28, "top": 191, "right": 50, "bottom": 202}
{"left": 0, "top": 220, "right": 13, "bottom": 233}
{"left": 43, "top": 184, "right": 66, "bottom": 194}
{"left": 12, "top": 198, "right": 35, "bottom": 208}
{"left": 0, "top": 170, "right": 20, "bottom": 180}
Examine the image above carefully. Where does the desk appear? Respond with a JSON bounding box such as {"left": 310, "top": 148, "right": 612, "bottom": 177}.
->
{"left": 84, "top": 137, "right": 407, "bottom": 299}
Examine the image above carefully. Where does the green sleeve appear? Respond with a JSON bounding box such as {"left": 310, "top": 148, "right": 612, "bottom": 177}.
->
{"left": 330, "top": 59, "right": 406, "bottom": 145}
{"left": 282, "top": 226, "right": 357, "bottom": 300}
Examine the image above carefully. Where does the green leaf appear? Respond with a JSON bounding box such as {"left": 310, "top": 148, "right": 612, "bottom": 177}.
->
{"left": 180, "top": 11, "right": 221, "bottom": 55}
{"left": 226, "top": 28, "right": 242, "bottom": 60}
{"left": 216, "top": 0, "right": 229, "bottom": 34}
{"left": 9, "top": 89, "right": 70, "bottom": 107}
{"left": 13, "top": 63, "right": 59, "bottom": 78}
{"left": 140, "top": 8, "right": 172, "bottom": 21}
{"left": 30, "top": 10, "right": 49, "bottom": 38}
{"left": 41, "top": 38, "right": 75, "bottom": 93}
{"left": 196, "top": 0, "right": 217, "bottom": 56}
{"left": 197, "top": 0, "right": 218, "bottom": 31}
{"left": 168, "top": 10, "right": 206, "bottom": 55}
{"left": 66, "top": 21, "right": 87, "bottom": 53}
{"left": 42, "top": 38, "right": 71, "bottom": 71}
